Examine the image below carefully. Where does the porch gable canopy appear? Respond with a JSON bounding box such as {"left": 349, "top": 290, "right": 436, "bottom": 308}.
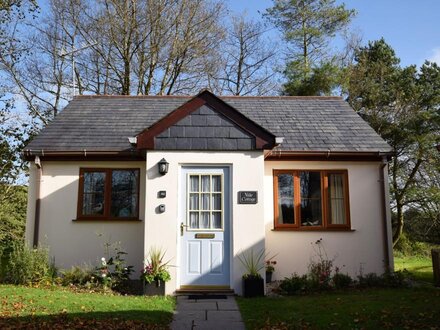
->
{"left": 136, "top": 90, "right": 276, "bottom": 151}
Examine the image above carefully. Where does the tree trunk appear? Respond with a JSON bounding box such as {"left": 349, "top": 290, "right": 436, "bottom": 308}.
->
{"left": 393, "top": 202, "right": 404, "bottom": 246}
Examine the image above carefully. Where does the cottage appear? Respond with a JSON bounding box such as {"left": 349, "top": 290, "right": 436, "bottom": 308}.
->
{"left": 24, "top": 90, "right": 393, "bottom": 295}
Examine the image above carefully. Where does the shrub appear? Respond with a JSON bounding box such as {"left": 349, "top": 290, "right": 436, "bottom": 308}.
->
{"left": 307, "top": 238, "right": 334, "bottom": 291}
{"left": 96, "top": 241, "right": 134, "bottom": 291}
{"left": 1, "top": 242, "right": 56, "bottom": 285}
{"left": 332, "top": 272, "right": 353, "bottom": 289}
{"left": 60, "top": 265, "right": 95, "bottom": 287}
{"left": 380, "top": 270, "right": 408, "bottom": 288}
{"left": 357, "top": 272, "right": 382, "bottom": 288}
{"left": 279, "top": 273, "right": 309, "bottom": 295}
{"left": 141, "top": 247, "right": 171, "bottom": 284}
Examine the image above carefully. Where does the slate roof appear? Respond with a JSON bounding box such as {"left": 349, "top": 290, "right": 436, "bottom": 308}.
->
{"left": 24, "top": 95, "right": 392, "bottom": 153}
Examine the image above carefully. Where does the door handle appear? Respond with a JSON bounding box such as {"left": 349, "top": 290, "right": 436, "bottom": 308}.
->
{"left": 180, "top": 222, "right": 188, "bottom": 236}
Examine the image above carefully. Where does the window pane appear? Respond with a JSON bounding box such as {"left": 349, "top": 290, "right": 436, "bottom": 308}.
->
{"left": 201, "top": 193, "right": 210, "bottom": 210}
{"left": 201, "top": 175, "right": 210, "bottom": 192}
{"left": 212, "top": 212, "right": 222, "bottom": 229}
{"left": 212, "top": 175, "right": 221, "bottom": 192}
{"left": 201, "top": 212, "right": 210, "bottom": 228}
{"left": 328, "top": 174, "right": 347, "bottom": 224}
{"left": 300, "top": 199, "right": 322, "bottom": 225}
{"left": 110, "top": 170, "right": 139, "bottom": 218}
{"left": 212, "top": 193, "right": 221, "bottom": 210}
{"left": 277, "top": 174, "right": 294, "bottom": 224}
{"left": 189, "top": 212, "right": 199, "bottom": 228}
{"left": 300, "top": 172, "right": 322, "bottom": 226}
{"left": 190, "top": 175, "right": 199, "bottom": 192}
{"left": 82, "top": 172, "right": 105, "bottom": 215}
{"left": 189, "top": 193, "right": 199, "bottom": 210}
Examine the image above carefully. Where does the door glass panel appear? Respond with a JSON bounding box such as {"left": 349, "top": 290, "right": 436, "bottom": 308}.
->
{"left": 212, "top": 175, "right": 221, "bottom": 192}
{"left": 189, "top": 193, "right": 199, "bottom": 210}
{"left": 212, "top": 212, "right": 222, "bottom": 229}
{"left": 201, "top": 175, "right": 210, "bottom": 192}
{"left": 201, "top": 212, "right": 210, "bottom": 228}
{"left": 201, "top": 193, "right": 210, "bottom": 210}
{"left": 189, "top": 212, "right": 199, "bottom": 229}
{"left": 187, "top": 173, "right": 223, "bottom": 230}
{"left": 190, "top": 175, "right": 199, "bottom": 192}
{"left": 212, "top": 194, "right": 221, "bottom": 210}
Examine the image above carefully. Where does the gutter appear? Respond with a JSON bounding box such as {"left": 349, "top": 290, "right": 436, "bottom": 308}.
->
{"left": 269, "top": 150, "right": 393, "bottom": 157}
{"left": 23, "top": 149, "right": 144, "bottom": 161}
{"left": 33, "top": 156, "right": 42, "bottom": 247}
{"left": 379, "top": 156, "right": 393, "bottom": 270}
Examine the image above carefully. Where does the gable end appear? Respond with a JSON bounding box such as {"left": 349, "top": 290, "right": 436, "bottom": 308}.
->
{"left": 136, "top": 90, "right": 276, "bottom": 150}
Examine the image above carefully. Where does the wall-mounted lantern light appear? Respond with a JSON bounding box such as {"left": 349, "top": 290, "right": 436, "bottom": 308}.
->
{"left": 158, "top": 158, "right": 169, "bottom": 175}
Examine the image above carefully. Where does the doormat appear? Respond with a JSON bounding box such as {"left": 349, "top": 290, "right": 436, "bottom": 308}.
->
{"left": 188, "top": 294, "right": 227, "bottom": 300}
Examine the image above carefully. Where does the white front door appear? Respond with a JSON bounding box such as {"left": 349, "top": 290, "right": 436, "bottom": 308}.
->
{"left": 180, "top": 167, "right": 230, "bottom": 287}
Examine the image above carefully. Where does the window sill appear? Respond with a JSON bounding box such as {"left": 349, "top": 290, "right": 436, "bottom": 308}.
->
{"left": 272, "top": 227, "right": 355, "bottom": 232}
{"left": 72, "top": 218, "right": 142, "bottom": 222}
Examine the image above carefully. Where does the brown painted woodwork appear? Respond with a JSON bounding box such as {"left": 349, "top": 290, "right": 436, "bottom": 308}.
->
{"left": 136, "top": 90, "right": 276, "bottom": 150}
{"left": 273, "top": 169, "right": 351, "bottom": 231}
{"left": 77, "top": 168, "right": 141, "bottom": 221}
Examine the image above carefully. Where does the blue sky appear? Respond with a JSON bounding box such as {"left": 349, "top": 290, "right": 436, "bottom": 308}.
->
{"left": 225, "top": 0, "right": 440, "bottom": 67}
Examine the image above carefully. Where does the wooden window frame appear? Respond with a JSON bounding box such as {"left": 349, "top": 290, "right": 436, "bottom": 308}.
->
{"left": 273, "top": 169, "right": 351, "bottom": 231}
{"left": 77, "top": 168, "right": 140, "bottom": 221}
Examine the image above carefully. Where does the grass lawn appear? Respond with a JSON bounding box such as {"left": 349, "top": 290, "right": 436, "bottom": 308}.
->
{"left": 237, "top": 288, "right": 440, "bottom": 329}
{"left": 395, "top": 255, "right": 433, "bottom": 283}
{"left": 0, "top": 284, "right": 175, "bottom": 329}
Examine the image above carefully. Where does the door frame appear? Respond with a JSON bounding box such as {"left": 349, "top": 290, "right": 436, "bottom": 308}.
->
{"left": 176, "top": 164, "right": 233, "bottom": 289}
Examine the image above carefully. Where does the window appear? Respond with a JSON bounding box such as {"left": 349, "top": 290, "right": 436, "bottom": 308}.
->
{"left": 187, "top": 174, "right": 223, "bottom": 230}
{"left": 273, "top": 170, "right": 350, "bottom": 230}
{"left": 78, "top": 168, "right": 140, "bottom": 220}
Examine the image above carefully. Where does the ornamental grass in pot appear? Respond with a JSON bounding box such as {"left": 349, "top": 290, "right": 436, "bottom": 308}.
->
{"left": 141, "top": 247, "right": 171, "bottom": 296}
{"left": 238, "top": 249, "right": 266, "bottom": 298}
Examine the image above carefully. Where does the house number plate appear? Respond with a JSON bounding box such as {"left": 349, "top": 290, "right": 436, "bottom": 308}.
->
{"left": 238, "top": 191, "right": 258, "bottom": 204}
{"left": 195, "top": 233, "right": 215, "bottom": 239}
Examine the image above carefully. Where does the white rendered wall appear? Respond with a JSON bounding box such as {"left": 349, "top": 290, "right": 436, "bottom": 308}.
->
{"left": 145, "top": 151, "right": 265, "bottom": 295}
{"left": 264, "top": 160, "right": 391, "bottom": 281}
{"left": 25, "top": 161, "right": 145, "bottom": 277}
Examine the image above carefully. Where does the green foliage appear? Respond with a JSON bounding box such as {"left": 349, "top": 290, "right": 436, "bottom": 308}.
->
{"left": 332, "top": 272, "right": 352, "bottom": 289}
{"left": 60, "top": 265, "right": 95, "bottom": 287}
{"left": 141, "top": 247, "right": 171, "bottom": 284}
{"left": 394, "top": 233, "right": 436, "bottom": 257}
{"left": 0, "top": 185, "right": 27, "bottom": 254}
{"left": 0, "top": 242, "right": 56, "bottom": 285}
{"left": 357, "top": 270, "right": 408, "bottom": 289}
{"left": 96, "top": 241, "right": 134, "bottom": 290}
{"left": 279, "top": 273, "right": 309, "bottom": 295}
{"left": 347, "top": 38, "right": 440, "bottom": 245}
{"left": 265, "top": 0, "right": 355, "bottom": 95}
{"left": 238, "top": 249, "right": 267, "bottom": 279}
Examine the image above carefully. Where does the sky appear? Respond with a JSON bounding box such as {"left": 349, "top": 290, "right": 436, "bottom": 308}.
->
{"left": 225, "top": 0, "right": 440, "bottom": 67}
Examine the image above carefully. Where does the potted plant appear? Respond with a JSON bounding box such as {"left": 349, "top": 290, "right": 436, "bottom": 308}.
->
{"left": 238, "top": 249, "right": 266, "bottom": 297}
{"left": 265, "top": 259, "right": 277, "bottom": 283}
{"left": 141, "top": 247, "right": 171, "bottom": 296}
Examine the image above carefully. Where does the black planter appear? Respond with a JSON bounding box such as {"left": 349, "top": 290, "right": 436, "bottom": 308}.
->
{"left": 243, "top": 276, "right": 264, "bottom": 298}
{"left": 143, "top": 280, "right": 166, "bottom": 296}
{"left": 266, "top": 271, "right": 273, "bottom": 284}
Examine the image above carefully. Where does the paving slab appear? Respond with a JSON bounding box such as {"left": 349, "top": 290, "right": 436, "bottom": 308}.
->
{"left": 207, "top": 310, "right": 242, "bottom": 322}
{"left": 193, "top": 320, "right": 246, "bottom": 330}
{"left": 170, "top": 295, "right": 245, "bottom": 330}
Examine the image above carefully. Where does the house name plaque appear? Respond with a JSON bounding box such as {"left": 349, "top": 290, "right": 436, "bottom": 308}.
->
{"left": 238, "top": 191, "right": 258, "bottom": 204}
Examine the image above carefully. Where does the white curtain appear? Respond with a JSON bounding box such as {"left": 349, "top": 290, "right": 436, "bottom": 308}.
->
{"left": 329, "top": 174, "right": 346, "bottom": 224}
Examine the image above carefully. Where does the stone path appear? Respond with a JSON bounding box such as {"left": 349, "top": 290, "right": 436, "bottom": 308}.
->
{"left": 170, "top": 295, "right": 245, "bottom": 330}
